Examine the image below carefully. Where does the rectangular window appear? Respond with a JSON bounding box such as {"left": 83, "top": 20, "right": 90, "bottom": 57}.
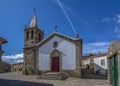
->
{"left": 53, "top": 41, "right": 58, "bottom": 48}
{"left": 101, "top": 59, "right": 105, "bottom": 66}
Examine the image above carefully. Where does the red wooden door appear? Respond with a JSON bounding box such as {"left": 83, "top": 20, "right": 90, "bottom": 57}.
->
{"left": 52, "top": 57, "right": 60, "bottom": 72}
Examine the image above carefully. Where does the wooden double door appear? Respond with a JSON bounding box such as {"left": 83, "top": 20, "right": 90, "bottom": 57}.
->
{"left": 52, "top": 57, "right": 60, "bottom": 72}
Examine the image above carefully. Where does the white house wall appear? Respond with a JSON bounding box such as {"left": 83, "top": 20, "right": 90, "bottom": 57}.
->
{"left": 94, "top": 56, "right": 108, "bottom": 76}
{"left": 38, "top": 36, "right": 76, "bottom": 71}
{"left": 83, "top": 59, "right": 90, "bottom": 65}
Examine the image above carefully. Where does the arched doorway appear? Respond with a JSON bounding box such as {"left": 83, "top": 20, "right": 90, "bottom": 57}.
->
{"left": 50, "top": 49, "right": 62, "bottom": 72}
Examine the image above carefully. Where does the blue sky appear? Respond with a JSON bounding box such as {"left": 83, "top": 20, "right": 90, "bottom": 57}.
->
{"left": 1, "top": 0, "right": 120, "bottom": 64}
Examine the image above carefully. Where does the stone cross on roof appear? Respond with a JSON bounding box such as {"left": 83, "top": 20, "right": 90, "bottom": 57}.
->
{"left": 54, "top": 25, "right": 58, "bottom": 32}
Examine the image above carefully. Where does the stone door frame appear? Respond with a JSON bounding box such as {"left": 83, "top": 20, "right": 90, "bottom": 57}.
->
{"left": 50, "top": 48, "right": 62, "bottom": 72}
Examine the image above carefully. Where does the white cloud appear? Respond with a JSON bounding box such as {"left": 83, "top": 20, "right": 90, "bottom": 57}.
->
{"left": 2, "top": 53, "right": 23, "bottom": 64}
{"left": 114, "top": 14, "right": 120, "bottom": 24}
{"left": 114, "top": 26, "right": 120, "bottom": 38}
{"left": 102, "top": 14, "right": 120, "bottom": 24}
{"left": 85, "top": 42, "right": 109, "bottom": 47}
{"left": 83, "top": 42, "right": 110, "bottom": 55}
{"left": 102, "top": 18, "right": 111, "bottom": 22}
{"left": 114, "top": 26, "right": 120, "bottom": 33}
{"left": 102, "top": 14, "right": 120, "bottom": 38}
{"left": 113, "top": 15, "right": 120, "bottom": 38}
{"left": 16, "top": 60, "right": 23, "bottom": 63}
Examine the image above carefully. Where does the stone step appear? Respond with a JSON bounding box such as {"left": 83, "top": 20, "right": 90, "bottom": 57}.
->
{"left": 41, "top": 72, "right": 69, "bottom": 80}
{"left": 57, "top": 73, "right": 68, "bottom": 80}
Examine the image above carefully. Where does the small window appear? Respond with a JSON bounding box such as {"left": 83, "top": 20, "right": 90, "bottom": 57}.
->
{"left": 53, "top": 41, "right": 58, "bottom": 48}
{"left": 101, "top": 59, "right": 105, "bottom": 66}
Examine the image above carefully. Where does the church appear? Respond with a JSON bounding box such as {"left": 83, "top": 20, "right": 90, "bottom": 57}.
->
{"left": 23, "top": 10, "right": 82, "bottom": 78}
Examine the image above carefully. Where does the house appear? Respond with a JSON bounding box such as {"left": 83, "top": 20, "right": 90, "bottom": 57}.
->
{"left": 107, "top": 40, "right": 120, "bottom": 86}
{"left": 93, "top": 53, "right": 107, "bottom": 76}
{"left": 0, "top": 36, "right": 11, "bottom": 73}
{"left": 23, "top": 10, "right": 82, "bottom": 78}
{"left": 82, "top": 53, "right": 108, "bottom": 76}
{"left": 0, "top": 36, "right": 7, "bottom": 61}
{"left": 11, "top": 62, "right": 23, "bottom": 72}
{"left": 0, "top": 62, "right": 11, "bottom": 73}
{"left": 82, "top": 56, "right": 94, "bottom": 72}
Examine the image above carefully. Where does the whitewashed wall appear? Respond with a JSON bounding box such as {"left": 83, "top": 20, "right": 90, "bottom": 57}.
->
{"left": 94, "top": 56, "right": 108, "bottom": 76}
{"left": 38, "top": 36, "right": 76, "bottom": 71}
{"left": 83, "top": 59, "right": 90, "bottom": 65}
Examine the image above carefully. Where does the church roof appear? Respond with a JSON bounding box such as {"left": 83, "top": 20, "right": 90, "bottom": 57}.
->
{"left": 36, "top": 32, "right": 82, "bottom": 47}
{"left": 0, "top": 37, "right": 8, "bottom": 44}
{"left": 29, "top": 9, "right": 38, "bottom": 28}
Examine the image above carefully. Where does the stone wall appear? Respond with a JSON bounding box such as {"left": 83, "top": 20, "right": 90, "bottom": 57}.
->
{"left": 23, "top": 48, "right": 37, "bottom": 75}
{"left": 0, "top": 62, "right": 11, "bottom": 73}
{"left": 107, "top": 40, "right": 120, "bottom": 86}
{"left": 11, "top": 62, "right": 23, "bottom": 72}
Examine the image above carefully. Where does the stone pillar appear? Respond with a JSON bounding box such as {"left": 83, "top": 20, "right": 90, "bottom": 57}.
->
{"left": 35, "top": 48, "right": 39, "bottom": 75}
{"left": 75, "top": 39, "right": 82, "bottom": 78}
{"left": 22, "top": 49, "right": 26, "bottom": 75}
{"left": 117, "top": 50, "right": 120, "bottom": 86}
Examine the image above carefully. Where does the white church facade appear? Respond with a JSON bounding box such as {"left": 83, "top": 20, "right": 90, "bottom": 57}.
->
{"left": 23, "top": 10, "right": 82, "bottom": 78}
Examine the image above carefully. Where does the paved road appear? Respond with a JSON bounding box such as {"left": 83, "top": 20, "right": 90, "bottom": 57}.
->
{"left": 0, "top": 72, "right": 109, "bottom": 86}
{"left": 81, "top": 69, "right": 107, "bottom": 80}
{"left": 0, "top": 78, "right": 53, "bottom": 86}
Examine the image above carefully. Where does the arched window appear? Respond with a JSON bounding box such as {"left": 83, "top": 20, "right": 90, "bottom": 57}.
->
{"left": 31, "top": 30, "right": 34, "bottom": 39}
{"left": 53, "top": 41, "right": 58, "bottom": 48}
{"left": 26, "top": 31, "right": 29, "bottom": 40}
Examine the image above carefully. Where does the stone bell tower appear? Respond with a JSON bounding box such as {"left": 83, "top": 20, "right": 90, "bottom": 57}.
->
{"left": 23, "top": 9, "right": 44, "bottom": 75}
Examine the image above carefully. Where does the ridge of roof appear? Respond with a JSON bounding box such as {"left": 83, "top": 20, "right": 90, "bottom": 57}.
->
{"left": 36, "top": 32, "right": 81, "bottom": 47}
{"left": 82, "top": 53, "right": 107, "bottom": 60}
{"left": 91, "top": 53, "right": 107, "bottom": 58}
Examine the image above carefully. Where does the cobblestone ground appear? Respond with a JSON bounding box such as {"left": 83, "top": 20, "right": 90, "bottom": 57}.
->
{"left": 0, "top": 72, "right": 109, "bottom": 86}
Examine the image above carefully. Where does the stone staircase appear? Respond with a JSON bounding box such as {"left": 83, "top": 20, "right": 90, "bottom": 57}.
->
{"left": 41, "top": 72, "right": 69, "bottom": 80}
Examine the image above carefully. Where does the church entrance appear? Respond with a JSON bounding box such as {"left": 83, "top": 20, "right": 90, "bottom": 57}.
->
{"left": 52, "top": 57, "right": 60, "bottom": 72}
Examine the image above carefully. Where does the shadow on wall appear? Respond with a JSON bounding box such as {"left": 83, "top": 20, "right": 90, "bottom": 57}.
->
{"left": 81, "top": 63, "right": 108, "bottom": 80}
{"left": 94, "top": 63, "right": 107, "bottom": 77}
